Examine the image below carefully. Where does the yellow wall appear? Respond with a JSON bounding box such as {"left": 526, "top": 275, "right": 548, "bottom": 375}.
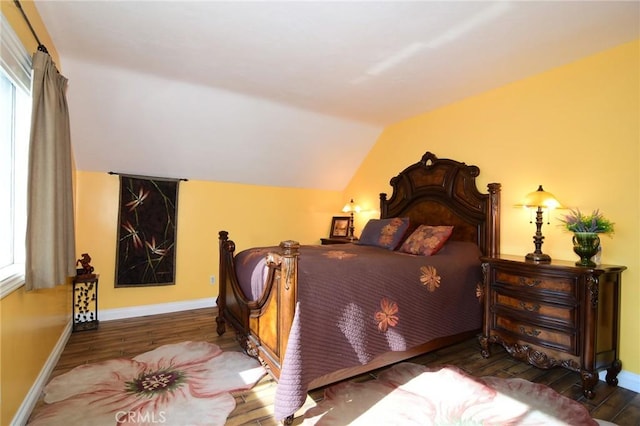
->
{"left": 345, "top": 40, "right": 640, "bottom": 375}
{"left": 0, "top": 285, "right": 70, "bottom": 424}
{"left": 1, "top": 1, "right": 65, "bottom": 424}
{"left": 75, "top": 172, "right": 342, "bottom": 310}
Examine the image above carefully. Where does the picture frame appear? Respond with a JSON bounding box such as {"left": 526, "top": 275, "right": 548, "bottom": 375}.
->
{"left": 330, "top": 216, "right": 351, "bottom": 238}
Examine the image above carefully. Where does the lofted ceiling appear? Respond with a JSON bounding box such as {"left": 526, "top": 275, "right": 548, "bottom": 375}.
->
{"left": 33, "top": 1, "right": 639, "bottom": 190}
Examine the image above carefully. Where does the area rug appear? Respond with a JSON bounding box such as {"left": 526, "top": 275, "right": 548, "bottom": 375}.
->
{"left": 302, "top": 363, "right": 599, "bottom": 425}
{"left": 28, "top": 341, "right": 266, "bottom": 426}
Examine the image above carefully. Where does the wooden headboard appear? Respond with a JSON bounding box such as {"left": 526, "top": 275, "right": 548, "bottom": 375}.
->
{"left": 380, "top": 151, "right": 501, "bottom": 256}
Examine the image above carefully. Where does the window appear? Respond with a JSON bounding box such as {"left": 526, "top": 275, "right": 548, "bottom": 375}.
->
{"left": 1, "top": 13, "right": 32, "bottom": 298}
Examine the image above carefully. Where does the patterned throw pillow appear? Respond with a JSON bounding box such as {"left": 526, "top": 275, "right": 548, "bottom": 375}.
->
{"left": 399, "top": 225, "right": 454, "bottom": 256}
{"left": 357, "top": 217, "right": 411, "bottom": 250}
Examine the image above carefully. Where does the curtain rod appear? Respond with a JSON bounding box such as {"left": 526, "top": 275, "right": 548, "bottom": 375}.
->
{"left": 13, "top": 0, "right": 49, "bottom": 54}
{"left": 108, "top": 171, "right": 188, "bottom": 182}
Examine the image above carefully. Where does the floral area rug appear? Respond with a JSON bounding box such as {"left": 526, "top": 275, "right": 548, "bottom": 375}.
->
{"left": 303, "top": 363, "right": 598, "bottom": 425}
{"left": 28, "top": 341, "right": 266, "bottom": 426}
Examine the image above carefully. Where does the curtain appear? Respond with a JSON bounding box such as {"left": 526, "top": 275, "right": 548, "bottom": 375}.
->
{"left": 24, "top": 50, "right": 76, "bottom": 290}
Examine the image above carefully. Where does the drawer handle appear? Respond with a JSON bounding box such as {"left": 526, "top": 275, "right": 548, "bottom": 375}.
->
{"left": 518, "top": 277, "right": 541, "bottom": 287}
{"left": 519, "top": 326, "right": 541, "bottom": 337}
{"left": 519, "top": 301, "right": 540, "bottom": 312}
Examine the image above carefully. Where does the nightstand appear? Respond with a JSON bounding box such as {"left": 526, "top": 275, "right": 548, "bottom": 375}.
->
{"left": 320, "top": 237, "right": 357, "bottom": 245}
{"left": 479, "top": 255, "right": 626, "bottom": 399}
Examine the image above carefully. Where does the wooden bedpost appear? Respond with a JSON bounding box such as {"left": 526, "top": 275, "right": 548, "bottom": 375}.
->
{"left": 278, "top": 240, "right": 300, "bottom": 364}
{"left": 217, "top": 230, "right": 250, "bottom": 340}
{"left": 217, "top": 231, "right": 230, "bottom": 335}
{"left": 487, "top": 183, "right": 501, "bottom": 257}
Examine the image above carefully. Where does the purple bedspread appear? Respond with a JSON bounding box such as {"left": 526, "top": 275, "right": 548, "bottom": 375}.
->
{"left": 235, "top": 241, "right": 483, "bottom": 420}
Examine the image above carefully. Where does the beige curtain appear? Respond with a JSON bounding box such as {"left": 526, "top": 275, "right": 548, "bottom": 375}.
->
{"left": 25, "top": 50, "right": 76, "bottom": 290}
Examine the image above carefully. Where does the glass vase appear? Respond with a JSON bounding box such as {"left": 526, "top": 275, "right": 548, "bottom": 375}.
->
{"left": 572, "top": 232, "right": 600, "bottom": 267}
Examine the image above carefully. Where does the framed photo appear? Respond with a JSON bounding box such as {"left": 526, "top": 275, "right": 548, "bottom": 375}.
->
{"left": 330, "top": 216, "right": 350, "bottom": 238}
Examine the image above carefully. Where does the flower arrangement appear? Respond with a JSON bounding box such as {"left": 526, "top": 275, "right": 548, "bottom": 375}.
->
{"left": 560, "top": 209, "right": 615, "bottom": 236}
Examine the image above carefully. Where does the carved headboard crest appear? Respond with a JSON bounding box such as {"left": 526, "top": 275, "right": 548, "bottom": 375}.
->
{"left": 379, "top": 152, "right": 500, "bottom": 256}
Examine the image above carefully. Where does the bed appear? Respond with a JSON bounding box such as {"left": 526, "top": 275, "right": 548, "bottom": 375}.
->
{"left": 216, "top": 151, "right": 501, "bottom": 422}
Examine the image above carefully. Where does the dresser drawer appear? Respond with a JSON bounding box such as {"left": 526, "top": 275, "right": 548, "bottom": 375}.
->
{"left": 494, "top": 269, "right": 575, "bottom": 296}
{"left": 495, "top": 315, "right": 577, "bottom": 354}
{"left": 494, "top": 293, "right": 576, "bottom": 328}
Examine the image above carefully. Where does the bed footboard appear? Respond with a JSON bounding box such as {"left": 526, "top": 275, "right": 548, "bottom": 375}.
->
{"left": 217, "top": 231, "right": 299, "bottom": 379}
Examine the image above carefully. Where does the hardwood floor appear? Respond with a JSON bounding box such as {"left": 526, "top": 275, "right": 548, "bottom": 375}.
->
{"left": 30, "top": 307, "right": 640, "bottom": 425}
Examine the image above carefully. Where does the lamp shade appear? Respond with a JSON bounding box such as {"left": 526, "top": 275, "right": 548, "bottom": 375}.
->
{"left": 522, "top": 185, "right": 562, "bottom": 209}
{"left": 342, "top": 199, "right": 361, "bottom": 213}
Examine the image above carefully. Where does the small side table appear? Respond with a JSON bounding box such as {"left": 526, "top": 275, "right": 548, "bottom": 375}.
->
{"left": 72, "top": 274, "right": 99, "bottom": 332}
{"left": 321, "top": 237, "right": 358, "bottom": 245}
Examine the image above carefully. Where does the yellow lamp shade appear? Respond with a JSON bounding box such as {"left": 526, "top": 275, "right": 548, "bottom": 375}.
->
{"left": 342, "top": 199, "right": 361, "bottom": 213}
{"left": 522, "top": 185, "right": 562, "bottom": 209}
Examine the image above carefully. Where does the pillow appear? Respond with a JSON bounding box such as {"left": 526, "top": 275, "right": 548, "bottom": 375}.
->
{"left": 399, "top": 225, "right": 454, "bottom": 256}
{"left": 356, "top": 217, "right": 411, "bottom": 250}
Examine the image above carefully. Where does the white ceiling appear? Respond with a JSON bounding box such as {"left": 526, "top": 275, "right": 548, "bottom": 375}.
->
{"left": 33, "top": 1, "right": 639, "bottom": 190}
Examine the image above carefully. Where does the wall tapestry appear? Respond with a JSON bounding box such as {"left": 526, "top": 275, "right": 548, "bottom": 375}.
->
{"left": 115, "top": 174, "right": 181, "bottom": 287}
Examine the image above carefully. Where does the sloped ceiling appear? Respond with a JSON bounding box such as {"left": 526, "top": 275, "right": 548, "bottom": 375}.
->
{"left": 33, "top": 1, "right": 639, "bottom": 190}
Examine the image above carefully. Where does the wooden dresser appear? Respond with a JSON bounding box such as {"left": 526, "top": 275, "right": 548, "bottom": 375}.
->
{"left": 479, "top": 254, "right": 626, "bottom": 398}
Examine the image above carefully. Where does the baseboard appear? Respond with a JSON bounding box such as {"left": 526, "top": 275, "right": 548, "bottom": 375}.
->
{"left": 12, "top": 320, "right": 72, "bottom": 426}
{"left": 13, "top": 298, "right": 216, "bottom": 426}
{"left": 600, "top": 369, "right": 640, "bottom": 393}
{"left": 99, "top": 297, "right": 216, "bottom": 321}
